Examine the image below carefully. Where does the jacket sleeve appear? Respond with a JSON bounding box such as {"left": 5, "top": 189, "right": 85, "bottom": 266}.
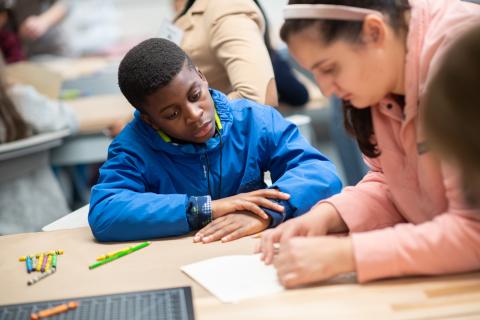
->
{"left": 205, "top": 0, "right": 275, "bottom": 104}
{"left": 350, "top": 163, "right": 480, "bottom": 282}
{"left": 264, "top": 108, "right": 342, "bottom": 226}
{"left": 88, "top": 142, "right": 191, "bottom": 242}
{"left": 324, "top": 156, "right": 407, "bottom": 232}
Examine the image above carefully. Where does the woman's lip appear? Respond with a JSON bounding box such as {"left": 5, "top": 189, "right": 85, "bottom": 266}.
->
{"left": 194, "top": 121, "right": 213, "bottom": 138}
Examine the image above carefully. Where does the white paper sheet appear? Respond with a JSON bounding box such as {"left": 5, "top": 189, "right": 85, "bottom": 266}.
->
{"left": 181, "top": 254, "right": 284, "bottom": 303}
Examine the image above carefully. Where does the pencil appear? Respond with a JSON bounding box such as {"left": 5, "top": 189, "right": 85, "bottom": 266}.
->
{"left": 88, "top": 242, "right": 150, "bottom": 270}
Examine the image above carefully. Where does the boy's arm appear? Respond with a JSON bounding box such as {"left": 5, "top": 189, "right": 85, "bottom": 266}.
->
{"left": 262, "top": 108, "right": 343, "bottom": 227}
{"left": 88, "top": 144, "right": 211, "bottom": 242}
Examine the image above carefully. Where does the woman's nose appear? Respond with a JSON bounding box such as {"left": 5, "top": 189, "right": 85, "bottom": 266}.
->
{"left": 315, "top": 76, "right": 335, "bottom": 97}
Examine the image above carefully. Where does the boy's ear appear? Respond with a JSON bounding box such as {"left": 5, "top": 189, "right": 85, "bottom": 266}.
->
{"left": 362, "top": 15, "right": 386, "bottom": 47}
{"left": 140, "top": 112, "right": 159, "bottom": 130}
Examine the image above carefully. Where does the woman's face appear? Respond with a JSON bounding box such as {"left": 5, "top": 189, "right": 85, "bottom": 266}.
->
{"left": 287, "top": 18, "right": 403, "bottom": 108}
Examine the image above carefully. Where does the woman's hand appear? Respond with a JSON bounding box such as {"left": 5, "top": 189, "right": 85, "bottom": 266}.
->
{"left": 273, "top": 236, "right": 355, "bottom": 288}
{"left": 194, "top": 211, "right": 270, "bottom": 243}
{"left": 256, "top": 202, "right": 348, "bottom": 264}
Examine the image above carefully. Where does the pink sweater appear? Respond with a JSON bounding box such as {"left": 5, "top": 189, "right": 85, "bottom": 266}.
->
{"left": 326, "top": 0, "right": 480, "bottom": 282}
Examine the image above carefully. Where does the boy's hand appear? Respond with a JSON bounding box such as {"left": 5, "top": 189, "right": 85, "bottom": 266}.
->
{"left": 194, "top": 211, "right": 271, "bottom": 243}
{"left": 211, "top": 189, "right": 290, "bottom": 220}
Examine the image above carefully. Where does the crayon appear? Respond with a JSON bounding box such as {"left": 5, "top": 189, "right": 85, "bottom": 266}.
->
{"left": 30, "top": 301, "right": 78, "bottom": 319}
{"left": 19, "top": 250, "right": 63, "bottom": 261}
{"left": 36, "top": 254, "right": 43, "bottom": 272}
{"left": 27, "top": 267, "right": 56, "bottom": 286}
{"left": 96, "top": 245, "right": 136, "bottom": 261}
{"left": 26, "top": 256, "right": 32, "bottom": 273}
{"left": 40, "top": 254, "right": 48, "bottom": 273}
{"left": 89, "top": 242, "right": 150, "bottom": 270}
{"left": 45, "top": 254, "right": 53, "bottom": 272}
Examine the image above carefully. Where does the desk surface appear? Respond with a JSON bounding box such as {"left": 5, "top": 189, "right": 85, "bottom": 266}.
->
{"left": 67, "top": 94, "right": 133, "bottom": 133}
{"left": 1, "top": 227, "right": 480, "bottom": 319}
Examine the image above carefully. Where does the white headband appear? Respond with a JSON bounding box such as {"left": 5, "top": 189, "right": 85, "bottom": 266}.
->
{"left": 283, "top": 4, "right": 383, "bottom": 21}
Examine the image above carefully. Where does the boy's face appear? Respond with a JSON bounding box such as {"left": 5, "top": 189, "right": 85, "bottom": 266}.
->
{"left": 140, "top": 62, "right": 216, "bottom": 144}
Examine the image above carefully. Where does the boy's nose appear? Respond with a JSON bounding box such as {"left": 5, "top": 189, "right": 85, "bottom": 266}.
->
{"left": 185, "top": 103, "right": 203, "bottom": 125}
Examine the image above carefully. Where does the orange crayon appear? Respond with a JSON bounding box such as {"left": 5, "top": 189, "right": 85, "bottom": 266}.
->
{"left": 31, "top": 301, "right": 78, "bottom": 320}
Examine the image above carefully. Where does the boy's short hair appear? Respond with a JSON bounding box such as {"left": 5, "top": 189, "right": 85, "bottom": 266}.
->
{"left": 118, "top": 38, "right": 195, "bottom": 109}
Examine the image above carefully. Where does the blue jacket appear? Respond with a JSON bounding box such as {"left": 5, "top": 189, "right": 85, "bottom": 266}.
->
{"left": 89, "top": 89, "right": 342, "bottom": 241}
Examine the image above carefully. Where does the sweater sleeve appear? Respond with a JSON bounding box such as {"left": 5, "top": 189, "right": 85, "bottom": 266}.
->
{"left": 264, "top": 107, "right": 342, "bottom": 226}
{"left": 324, "top": 156, "right": 407, "bottom": 232}
{"left": 8, "top": 84, "right": 79, "bottom": 134}
{"left": 351, "top": 163, "right": 480, "bottom": 282}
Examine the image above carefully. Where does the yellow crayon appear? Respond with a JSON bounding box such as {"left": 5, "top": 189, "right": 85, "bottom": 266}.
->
{"left": 36, "top": 253, "right": 43, "bottom": 272}
{"left": 45, "top": 254, "right": 53, "bottom": 272}
{"left": 47, "top": 250, "right": 64, "bottom": 256}
{"left": 19, "top": 250, "right": 63, "bottom": 261}
{"left": 19, "top": 255, "right": 31, "bottom": 262}
{"left": 96, "top": 246, "right": 134, "bottom": 261}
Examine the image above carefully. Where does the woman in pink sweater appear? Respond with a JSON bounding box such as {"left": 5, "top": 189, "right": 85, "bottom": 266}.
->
{"left": 257, "top": 0, "right": 480, "bottom": 287}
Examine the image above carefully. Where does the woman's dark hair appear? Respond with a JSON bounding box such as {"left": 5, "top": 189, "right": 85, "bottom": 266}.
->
{"left": 0, "top": 51, "right": 29, "bottom": 143}
{"left": 0, "top": 2, "right": 20, "bottom": 33}
{"left": 0, "top": 82, "right": 29, "bottom": 143}
{"left": 280, "top": 0, "right": 410, "bottom": 158}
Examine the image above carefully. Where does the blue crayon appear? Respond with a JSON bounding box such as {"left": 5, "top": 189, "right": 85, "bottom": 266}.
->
{"left": 26, "top": 256, "right": 33, "bottom": 273}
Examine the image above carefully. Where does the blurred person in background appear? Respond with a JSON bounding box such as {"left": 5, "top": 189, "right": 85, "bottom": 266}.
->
{"left": 173, "top": 0, "right": 278, "bottom": 106}
{"left": 424, "top": 24, "right": 480, "bottom": 208}
{"left": 1, "top": 0, "right": 70, "bottom": 59}
{"left": 0, "top": 56, "right": 78, "bottom": 234}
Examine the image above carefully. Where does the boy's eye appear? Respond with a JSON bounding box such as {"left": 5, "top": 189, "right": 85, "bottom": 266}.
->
{"left": 166, "top": 110, "right": 179, "bottom": 120}
{"left": 190, "top": 90, "right": 201, "bottom": 101}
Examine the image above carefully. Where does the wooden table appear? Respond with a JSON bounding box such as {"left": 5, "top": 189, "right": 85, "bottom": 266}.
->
{"left": 1, "top": 227, "right": 479, "bottom": 319}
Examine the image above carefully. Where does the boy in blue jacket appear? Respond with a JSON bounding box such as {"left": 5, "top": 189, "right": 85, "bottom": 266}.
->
{"left": 89, "top": 38, "right": 342, "bottom": 242}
